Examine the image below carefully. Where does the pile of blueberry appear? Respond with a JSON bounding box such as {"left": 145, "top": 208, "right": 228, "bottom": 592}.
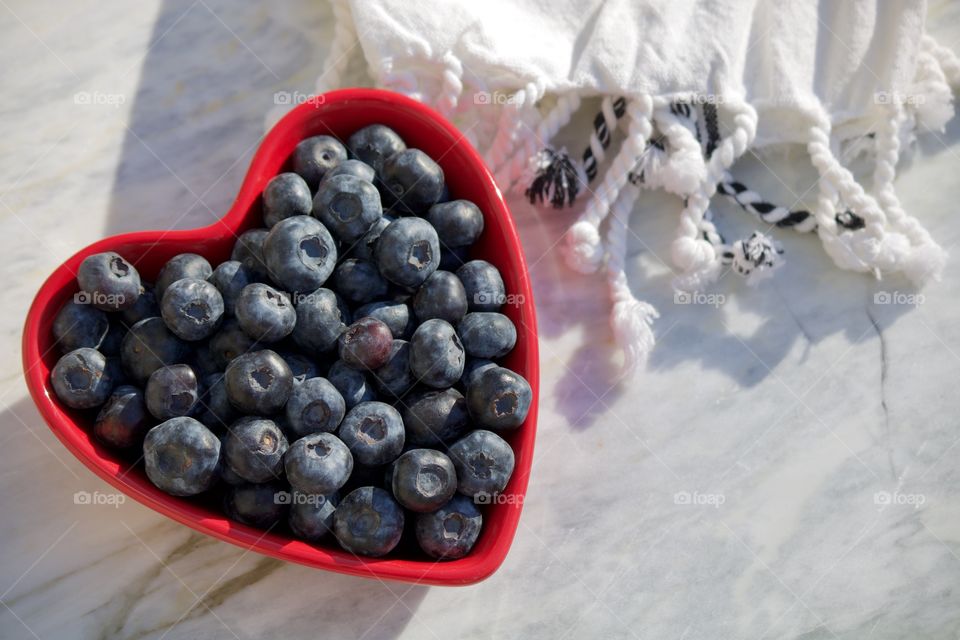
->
{"left": 48, "top": 124, "right": 532, "bottom": 560}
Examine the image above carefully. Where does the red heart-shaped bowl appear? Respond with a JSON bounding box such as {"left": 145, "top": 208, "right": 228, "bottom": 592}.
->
{"left": 22, "top": 88, "right": 538, "bottom": 586}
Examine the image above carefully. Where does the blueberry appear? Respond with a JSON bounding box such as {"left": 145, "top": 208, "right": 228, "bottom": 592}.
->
{"left": 448, "top": 430, "right": 515, "bottom": 498}
{"left": 224, "top": 416, "right": 288, "bottom": 482}
{"left": 208, "top": 317, "right": 258, "bottom": 370}
{"left": 291, "top": 287, "right": 349, "bottom": 356}
{"left": 338, "top": 317, "right": 394, "bottom": 370}
{"left": 77, "top": 252, "right": 141, "bottom": 311}
{"left": 284, "top": 432, "right": 353, "bottom": 494}
{"left": 276, "top": 351, "right": 319, "bottom": 385}
{"left": 234, "top": 283, "right": 295, "bottom": 343}
{"left": 50, "top": 347, "right": 113, "bottom": 409}
{"left": 94, "top": 384, "right": 151, "bottom": 448}
{"left": 197, "top": 373, "right": 237, "bottom": 431}
{"left": 313, "top": 174, "right": 382, "bottom": 244}
{"left": 333, "top": 486, "right": 404, "bottom": 557}
{"left": 263, "top": 216, "right": 338, "bottom": 293}
{"left": 438, "top": 246, "right": 470, "bottom": 272}
{"left": 391, "top": 449, "right": 457, "bottom": 513}
{"left": 380, "top": 149, "right": 444, "bottom": 215}
{"left": 354, "top": 300, "right": 415, "bottom": 339}
{"left": 224, "top": 349, "right": 293, "bottom": 415}
{"left": 223, "top": 483, "right": 288, "bottom": 529}
{"left": 413, "top": 270, "right": 467, "bottom": 324}
{"left": 143, "top": 417, "right": 220, "bottom": 496}
{"left": 371, "top": 339, "right": 414, "bottom": 398}
{"left": 327, "top": 360, "right": 374, "bottom": 409}
{"left": 376, "top": 217, "right": 440, "bottom": 288}
{"left": 155, "top": 253, "right": 212, "bottom": 299}
{"left": 121, "top": 317, "right": 189, "bottom": 383}
{"left": 426, "top": 200, "right": 484, "bottom": 248}
{"left": 460, "top": 358, "right": 497, "bottom": 388}
{"left": 230, "top": 228, "right": 271, "bottom": 281}
{"left": 348, "top": 214, "right": 393, "bottom": 262}
{"left": 289, "top": 491, "right": 340, "bottom": 541}
{"left": 401, "top": 387, "right": 469, "bottom": 447}
{"left": 119, "top": 284, "right": 160, "bottom": 327}
{"left": 348, "top": 124, "right": 406, "bottom": 174}
{"left": 331, "top": 259, "right": 388, "bottom": 304}
{"left": 415, "top": 494, "right": 482, "bottom": 559}
{"left": 285, "top": 376, "right": 346, "bottom": 437}
{"left": 263, "top": 172, "right": 313, "bottom": 228}
{"left": 409, "top": 319, "right": 465, "bottom": 388}
{"left": 160, "top": 278, "right": 224, "bottom": 341}
{"left": 53, "top": 301, "right": 109, "bottom": 353}
{"left": 208, "top": 260, "right": 253, "bottom": 315}
{"left": 466, "top": 366, "right": 532, "bottom": 430}
{"left": 145, "top": 364, "right": 199, "bottom": 420}
{"left": 457, "top": 260, "right": 506, "bottom": 312}
{"left": 458, "top": 312, "right": 517, "bottom": 358}
{"left": 320, "top": 159, "right": 375, "bottom": 187}
{"left": 293, "top": 135, "right": 348, "bottom": 190}
{"left": 337, "top": 401, "right": 404, "bottom": 466}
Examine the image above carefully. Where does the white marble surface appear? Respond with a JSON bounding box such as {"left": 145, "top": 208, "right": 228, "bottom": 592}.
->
{"left": 3, "top": 1, "right": 960, "bottom": 638}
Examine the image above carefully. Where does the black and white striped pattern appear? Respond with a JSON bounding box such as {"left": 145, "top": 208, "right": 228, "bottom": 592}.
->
{"left": 582, "top": 96, "right": 627, "bottom": 181}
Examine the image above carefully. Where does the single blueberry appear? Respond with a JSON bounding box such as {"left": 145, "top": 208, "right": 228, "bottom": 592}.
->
{"left": 456, "top": 260, "right": 506, "bottom": 312}
{"left": 263, "top": 215, "right": 338, "bottom": 293}
{"left": 94, "top": 384, "right": 151, "bottom": 449}
{"left": 197, "top": 373, "right": 237, "bottom": 432}
{"left": 415, "top": 494, "right": 482, "bottom": 560}
{"left": 412, "top": 270, "right": 467, "bottom": 325}
{"left": 288, "top": 490, "right": 340, "bottom": 541}
{"left": 51, "top": 348, "right": 115, "bottom": 409}
{"left": 331, "top": 258, "right": 388, "bottom": 305}
{"left": 263, "top": 172, "right": 313, "bottom": 228}
{"left": 401, "top": 387, "right": 469, "bottom": 447}
{"left": 234, "top": 283, "right": 295, "bottom": 343}
{"left": 391, "top": 448, "right": 457, "bottom": 513}
{"left": 337, "top": 401, "right": 404, "bottom": 466}
{"left": 145, "top": 364, "right": 199, "bottom": 420}
{"left": 208, "top": 260, "right": 254, "bottom": 315}
{"left": 293, "top": 135, "right": 348, "bottom": 190}
{"left": 160, "top": 278, "right": 224, "bottom": 341}
{"left": 371, "top": 339, "right": 414, "bottom": 398}
{"left": 338, "top": 317, "right": 394, "bottom": 370}
{"left": 119, "top": 283, "right": 160, "bottom": 327}
{"left": 291, "top": 287, "right": 350, "bottom": 356}
{"left": 155, "top": 253, "right": 212, "bottom": 299}
{"left": 466, "top": 366, "right": 532, "bottom": 430}
{"left": 380, "top": 149, "right": 445, "bottom": 215}
{"left": 230, "top": 228, "right": 271, "bottom": 281}
{"left": 53, "top": 301, "right": 109, "bottom": 353}
{"left": 354, "top": 300, "right": 415, "bottom": 339}
{"left": 375, "top": 217, "right": 441, "bottom": 288}
{"left": 426, "top": 200, "right": 484, "bottom": 248}
{"left": 77, "top": 252, "right": 141, "bottom": 311}
{"left": 448, "top": 429, "right": 515, "bottom": 499}
{"left": 285, "top": 376, "right": 346, "bottom": 437}
{"left": 327, "top": 360, "right": 375, "bottom": 410}
{"left": 120, "top": 317, "right": 189, "bottom": 383}
{"left": 457, "top": 312, "right": 517, "bottom": 359}
{"left": 408, "top": 319, "right": 465, "bottom": 388}
{"left": 347, "top": 124, "right": 406, "bottom": 174}
{"left": 224, "top": 416, "right": 289, "bottom": 482}
{"left": 223, "top": 483, "right": 288, "bottom": 529}
{"left": 333, "top": 486, "right": 404, "bottom": 557}
{"left": 313, "top": 174, "right": 382, "bottom": 244}
{"left": 284, "top": 432, "right": 354, "bottom": 494}
{"left": 224, "top": 349, "right": 294, "bottom": 415}
{"left": 208, "top": 316, "right": 259, "bottom": 370}
{"left": 143, "top": 417, "right": 220, "bottom": 496}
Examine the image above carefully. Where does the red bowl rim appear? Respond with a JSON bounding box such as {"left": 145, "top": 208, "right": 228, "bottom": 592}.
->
{"left": 21, "top": 88, "right": 539, "bottom": 586}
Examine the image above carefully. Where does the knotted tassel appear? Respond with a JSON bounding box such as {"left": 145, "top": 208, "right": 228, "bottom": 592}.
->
{"left": 525, "top": 148, "right": 583, "bottom": 208}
